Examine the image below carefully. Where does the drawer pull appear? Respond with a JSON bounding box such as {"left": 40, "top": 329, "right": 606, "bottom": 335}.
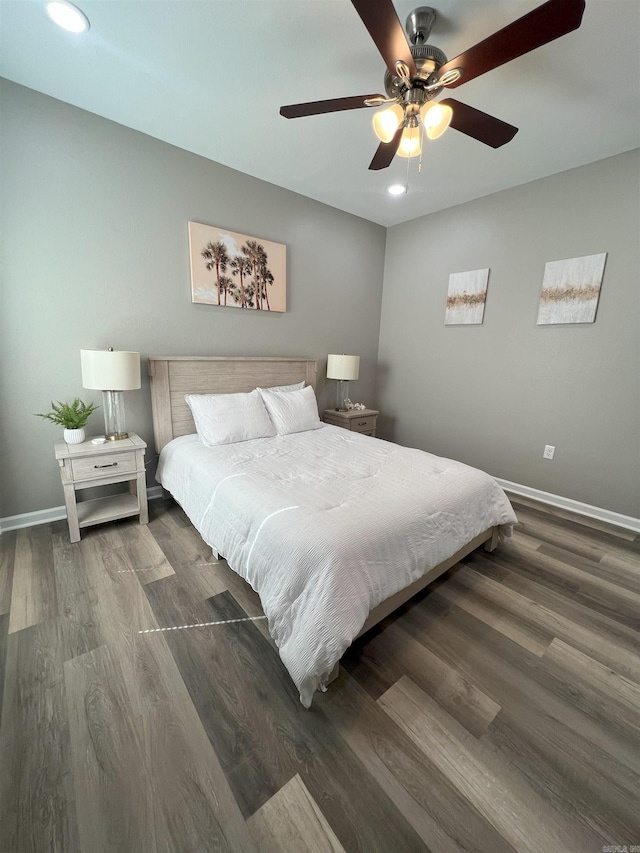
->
{"left": 358, "top": 421, "right": 367, "bottom": 426}
{"left": 94, "top": 462, "right": 118, "bottom": 468}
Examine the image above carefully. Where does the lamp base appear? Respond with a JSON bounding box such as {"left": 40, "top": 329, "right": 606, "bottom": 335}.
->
{"left": 335, "top": 379, "right": 349, "bottom": 412}
{"left": 102, "top": 390, "right": 129, "bottom": 441}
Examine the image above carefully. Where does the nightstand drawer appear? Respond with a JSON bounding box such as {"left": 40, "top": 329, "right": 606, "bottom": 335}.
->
{"left": 350, "top": 416, "right": 376, "bottom": 432}
{"left": 323, "top": 408, "right": 379, "bottom": 435}
{"left": 71, "top": 451, "right": 138, "bottom": 481}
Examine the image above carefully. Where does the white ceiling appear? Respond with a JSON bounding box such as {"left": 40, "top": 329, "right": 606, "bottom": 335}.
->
{"left": 1, "top": 0, "right": 639, "bottom": 226}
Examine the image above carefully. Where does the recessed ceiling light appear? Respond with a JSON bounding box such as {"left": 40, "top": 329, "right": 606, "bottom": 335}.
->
{"left": 387, "top": 184, "right": 406, "bottom": 196}
{"left": 46, "top": 0, "right": 90, "bottom": 33}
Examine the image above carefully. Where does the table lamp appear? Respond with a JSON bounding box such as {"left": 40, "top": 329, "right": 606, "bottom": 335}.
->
{"left": 80, "top": 348, "right": 141, "bottom": 440}
{"left": 327, "top": 354, "right": 360, "bottom": 411}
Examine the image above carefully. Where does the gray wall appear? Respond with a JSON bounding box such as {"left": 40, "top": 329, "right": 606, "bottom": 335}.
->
{"left": 0, "top": 81, "right": 386, "bottom": 517}
{"left": 2, "top": 79, "right": 638, "bottom": 521}
{"left": 377, "top": 149, "right": 640, "bottom": 518}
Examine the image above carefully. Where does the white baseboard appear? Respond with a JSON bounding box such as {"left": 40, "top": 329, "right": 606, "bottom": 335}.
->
{"left": 495, "top": 478, "right": 640, "bottom": 534}
{"left": 0, "top": 505, "right": 68, "bottom": 533}
{"left": 1, "top": 482, "right": 638, "bottom": 536}
{"left": 0, "top": 486, "right": 164, "bottom": 534}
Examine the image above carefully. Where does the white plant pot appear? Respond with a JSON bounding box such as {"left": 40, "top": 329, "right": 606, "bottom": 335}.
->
{"left": 64, "top": 427, "right": 86, "bottom": 445}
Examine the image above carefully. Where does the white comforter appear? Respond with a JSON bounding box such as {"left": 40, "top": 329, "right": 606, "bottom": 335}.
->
{"left": 157, "top": 426, "right": 517, "bottom": 706}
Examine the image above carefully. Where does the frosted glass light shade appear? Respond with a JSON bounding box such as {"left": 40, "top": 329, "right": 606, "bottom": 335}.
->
{"left": 372, "top": 105, "right": 404, "bottom": 143}
{"left": 327, "top": 354, "right": 360, "bottom": 381}
{"left": 396, "top": 125, "right": 422, "bottom": 158}
{"left": 420, "top": 101, "right": 453, "bottom": 140}
{"left": 81, "top": 349, "right": 141, "bottom": 390}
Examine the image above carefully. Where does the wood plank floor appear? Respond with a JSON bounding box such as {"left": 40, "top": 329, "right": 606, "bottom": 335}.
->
{"left": 0, "top": 496, "right": 638, "bottom": 852}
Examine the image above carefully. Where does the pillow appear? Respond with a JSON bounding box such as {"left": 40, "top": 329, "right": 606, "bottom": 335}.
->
{"left": 259, "top": 385, "right": 322, "bottom": 435}
{"left": 185, "top": 389, "right": 276, "bottom": 446}
{"left": 257, "top": 380, "right": 305, "bottom": 393}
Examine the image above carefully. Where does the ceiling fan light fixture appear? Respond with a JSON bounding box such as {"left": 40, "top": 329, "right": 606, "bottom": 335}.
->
{"left": 387, "top": 184, "right": 406, "bottom": 195}
{"left": 45, "top": 0, "right": 90, "bottom": 32}
{"left": 396, "top": 125, "right": 422, "bottom": 158}
{"left": 420, "top": 101, "right": 453, "bottom": 140}
{"left": 279, "top": 0, "right": 584, "bottom": 168}
{"left": 372, "top": 104, "right": 404, "bottom": 143}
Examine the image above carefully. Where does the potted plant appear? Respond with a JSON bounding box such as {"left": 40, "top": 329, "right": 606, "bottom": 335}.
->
{"left": 35, "top": 398, "right": 99, "bottom": 444}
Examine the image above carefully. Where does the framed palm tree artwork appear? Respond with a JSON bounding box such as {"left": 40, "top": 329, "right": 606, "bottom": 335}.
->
{"left": 188, "top": 221, "right": 286, "bottom": 312}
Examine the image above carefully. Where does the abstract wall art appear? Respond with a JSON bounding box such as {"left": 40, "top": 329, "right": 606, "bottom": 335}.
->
{"left": 445, "top": 268, "right": 489, "bottom": 325}
{"left": 537, "top": 253, "right": 607, "bottom": 325}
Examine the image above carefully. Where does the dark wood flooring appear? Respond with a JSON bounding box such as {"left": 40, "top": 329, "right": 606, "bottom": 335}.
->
{"left": 0, "top": 496, "right": 639, "bottom": 852}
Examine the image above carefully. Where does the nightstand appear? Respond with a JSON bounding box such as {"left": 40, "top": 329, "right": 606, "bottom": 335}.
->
{"left": 323, "top": 408, "right": 379, "bottom": 437}
{"left": 54, "top": 433, "right": 149, "bottom": 543}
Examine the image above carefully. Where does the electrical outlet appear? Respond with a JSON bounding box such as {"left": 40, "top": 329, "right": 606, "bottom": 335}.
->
{"left": 543, "top": 445, "right": 555, "bottom": 460}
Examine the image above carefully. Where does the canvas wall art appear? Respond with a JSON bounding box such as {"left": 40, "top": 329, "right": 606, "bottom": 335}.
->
{"left": 537, "top": 253, "right": 607, "bottom": 325}
{"left": 445, "top": 268, "right": 489, "bottom": 325}
{"left": 188, "top": 221, "right": 286, "bottom": 312}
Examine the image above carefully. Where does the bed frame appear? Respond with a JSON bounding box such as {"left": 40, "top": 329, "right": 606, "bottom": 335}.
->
{"left": 148, "top": 356, "right": 498, "bottom": 676}
{"left": 148, "top": 356, "right": 319, "bottom": 453}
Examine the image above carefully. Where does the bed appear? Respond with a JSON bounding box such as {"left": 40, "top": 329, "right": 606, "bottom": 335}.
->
{"left": 148, "top": 356, "right": 517, "bottom": 706}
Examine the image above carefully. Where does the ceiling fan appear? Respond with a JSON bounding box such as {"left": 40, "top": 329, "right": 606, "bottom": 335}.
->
{"left": 280, "top": 0, "right": 585, "bottom": 170}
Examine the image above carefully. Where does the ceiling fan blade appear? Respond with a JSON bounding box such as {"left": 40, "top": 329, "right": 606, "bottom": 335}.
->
{"left": 280, "top": 94, "right": 384, "bottom": 119}
{"left": 438, "top": 0, "right": 585, "bottom": 88}
{"left": 368, "top": 124, "right": 404, "bottom": 170}
{"left": 443, "top": 99, "right": 518, "bottom": 148}
{"left": 351, "top": 0, "right": 417, "bottom": 79}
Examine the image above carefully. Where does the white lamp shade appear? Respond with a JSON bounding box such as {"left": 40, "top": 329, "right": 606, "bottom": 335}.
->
{"left": 81, "top": 349, "right": 141, "bottom": 391}
{"left": 327, "top": 354, "right": 360, "bottom": 381}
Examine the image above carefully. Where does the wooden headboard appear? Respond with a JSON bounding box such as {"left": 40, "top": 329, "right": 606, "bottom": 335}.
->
{"left": 147, "top": 356, "right": 318, "bottom": 453}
